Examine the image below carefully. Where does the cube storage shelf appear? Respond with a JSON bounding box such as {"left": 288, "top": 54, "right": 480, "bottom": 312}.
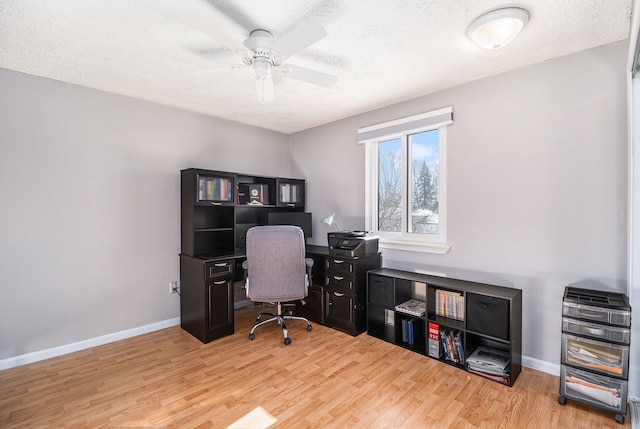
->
{"left": 367, "top": 268, "right": 522, "bottom": 387}
{"left": 558, "top": 286, "right": 632, "bottom": 424}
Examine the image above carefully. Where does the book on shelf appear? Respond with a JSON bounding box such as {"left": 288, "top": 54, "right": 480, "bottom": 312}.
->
{"left": 428, "top": 322, "right": 442, "bottom": 358}
{"left": 453, "top": 331, "right": 465, "bottom": 364}
{"left": 401, "top": 317, "right": 418, "bottom": 345}
{"left": 434, "top": 289, "right": 465, "bottom": 321}
{"left": 199, "top": 177, "right": 232, "bottom": 201}
{"left": 238, "top": 183, "right": 269, "bottom": 205}
{"left": 438, "top": 329, "right": 464, "bottom": 364}
{"left": 395, "top": 299, "right": 426, "bottom": 317}
{"left": 407, "top": 318, "right": 414, "bottom": 345}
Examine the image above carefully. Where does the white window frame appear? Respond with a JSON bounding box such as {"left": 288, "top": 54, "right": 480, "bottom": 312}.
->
{"left": 360, "top": 107, "right": 453, "bottom": 254}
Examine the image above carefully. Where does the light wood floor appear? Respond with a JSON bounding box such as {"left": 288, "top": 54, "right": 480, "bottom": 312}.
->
{"left": 0, "top": 305, "right": 630, "bottom": 428}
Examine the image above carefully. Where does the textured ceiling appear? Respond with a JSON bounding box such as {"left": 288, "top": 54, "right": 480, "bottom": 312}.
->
{"left": 0, "top": 0, "right": 633, "bottom": 134}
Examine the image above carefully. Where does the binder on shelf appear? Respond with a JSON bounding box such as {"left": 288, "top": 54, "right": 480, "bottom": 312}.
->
{"left": 407, "top": 318, "right": 415, "bottom": 345}
{"left": 401, "top": 318, "right": 409, "bottom": 343}
{"left": 428, "top": 322, "right": 442, "bottom": 358}
{"left": 395, "top": 299, "right": 426, "bottom": 317}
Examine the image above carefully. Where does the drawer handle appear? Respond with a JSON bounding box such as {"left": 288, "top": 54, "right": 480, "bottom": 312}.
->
{"left": 211, "top": 202, "right": 222, "bottom": 206}
{"left": 287, "top": 203, "right": 295, "bottom": 207}
{"left": 333, "top": 292, "right": 344, "bottom": 297}
{"left": 213, "top": 280, "right": 226, "bottom": 285}
{"left": 333, "top": 259, "right": 344, "bottom": 264}
{"left": 333, "top": 276, "right": 344, "bottom": 281}
{"left": 214, "top": 263, "right": 228, "bottom": 267}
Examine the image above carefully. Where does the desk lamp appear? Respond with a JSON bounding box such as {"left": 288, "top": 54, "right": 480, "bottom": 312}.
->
{"left": 321, "top": 213, "right": 341, "bottom": 231}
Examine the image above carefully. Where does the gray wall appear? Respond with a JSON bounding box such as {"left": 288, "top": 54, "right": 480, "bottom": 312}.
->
{"left": 290, "top": 41, "right": 629, "bottom": 368}
{"left": 0, "top": 68, "right": 290, "bottom": 360}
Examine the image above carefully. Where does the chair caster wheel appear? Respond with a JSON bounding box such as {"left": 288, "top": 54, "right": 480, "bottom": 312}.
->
{"left": 249, "top": 333, "right": 255, "bottom": 341}
{"left": 284, "top": 337, "right": 291, "bottom": 345}
{"left": 307, "top": 325, "right": 313, "bottom": 331}
{"left": 557, "top": 395, "right": 566, "bottom": 406}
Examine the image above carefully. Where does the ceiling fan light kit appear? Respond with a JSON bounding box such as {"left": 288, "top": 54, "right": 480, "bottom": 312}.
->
{"left": 468, "top": 7, "right": 530, "bottom": 50}
{"left": 186, "top": 16, "right": 338, "bottom": 103}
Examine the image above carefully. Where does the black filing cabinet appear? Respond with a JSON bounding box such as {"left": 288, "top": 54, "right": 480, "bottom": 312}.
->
{"left": 180, "top": 255, "right": 235, "bottom": 343}
{"left": 323, "top": 253, "right": 381, "bottom": 336}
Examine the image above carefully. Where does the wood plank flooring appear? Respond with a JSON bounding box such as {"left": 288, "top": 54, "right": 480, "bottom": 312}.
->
{"left": 0, "top": 305, "right": 630, "bottom": 428}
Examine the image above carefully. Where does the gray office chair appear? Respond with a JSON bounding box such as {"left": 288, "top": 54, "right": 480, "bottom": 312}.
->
{"left": 243, "top": 225, "right": 313, "bottom": 345}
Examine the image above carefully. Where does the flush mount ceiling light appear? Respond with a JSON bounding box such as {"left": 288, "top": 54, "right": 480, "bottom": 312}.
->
{"left": 468, "top": 7, "right": 530, "bottom": 50}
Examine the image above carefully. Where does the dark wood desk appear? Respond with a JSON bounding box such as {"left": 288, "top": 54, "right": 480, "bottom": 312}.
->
{"left": 180, "top": 244, "right": 380, "bottom": 343}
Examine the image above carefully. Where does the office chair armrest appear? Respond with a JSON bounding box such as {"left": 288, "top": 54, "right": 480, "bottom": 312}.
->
{"left": 304, "top": 258, "right": 314, "bottom": 292}
{"left": 242, "top": 260, "right": 249, "bottom": 298}
{"left": 305, "top": 258, "right": 314, "bottom": 276}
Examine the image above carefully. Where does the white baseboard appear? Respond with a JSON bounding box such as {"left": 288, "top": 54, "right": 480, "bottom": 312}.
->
{"left": 0, "top": 317, "right": 180, "bottom": 371}
{"left": 522, "top": 355, "right": 561, "bottom": 376}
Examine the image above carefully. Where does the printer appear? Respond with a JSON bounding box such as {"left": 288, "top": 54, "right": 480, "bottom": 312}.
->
{"left": 327, "top": 231, "right": 379, "bottom": 257}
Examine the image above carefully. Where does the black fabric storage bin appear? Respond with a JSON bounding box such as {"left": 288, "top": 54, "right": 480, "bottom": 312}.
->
{"left": 368, "top": 275, "right": 394, "bottom": 306}
{"left": 466, "top": 292, "right": 509, "bottom": 340}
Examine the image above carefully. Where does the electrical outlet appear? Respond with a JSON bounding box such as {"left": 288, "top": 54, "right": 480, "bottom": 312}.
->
{"left": 169, "top": 281, "right": 178, "bottom": 294}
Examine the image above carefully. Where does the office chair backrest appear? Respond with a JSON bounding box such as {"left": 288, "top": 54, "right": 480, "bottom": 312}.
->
{"left": 245, "top": 225, "right": 307, "bottom": 303}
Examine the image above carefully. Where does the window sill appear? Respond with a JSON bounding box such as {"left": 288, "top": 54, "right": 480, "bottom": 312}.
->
{"left": 379, "top": 240, "right": 451, "bottom": 254}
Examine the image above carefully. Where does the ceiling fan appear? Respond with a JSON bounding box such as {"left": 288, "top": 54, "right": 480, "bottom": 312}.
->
{"left": 184, "top": 16, "right": 338, "bottom": 103}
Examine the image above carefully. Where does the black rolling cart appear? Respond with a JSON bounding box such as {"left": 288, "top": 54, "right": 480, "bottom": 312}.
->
{"left": 558, "top": 286, "right": 631, "bottom": 424}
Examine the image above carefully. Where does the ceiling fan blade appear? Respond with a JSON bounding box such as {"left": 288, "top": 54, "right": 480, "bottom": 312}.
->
{"left": 283, "top": 64, "right": 338, "bottom": 88}
{"left": 273, "top": 20, "right": 327, "bottom": 60}
{"left": 183, "top": 15, "right": 247, "bottom": 52}
{"left": 256, "top": 75, "right": 274, "bottom": 103}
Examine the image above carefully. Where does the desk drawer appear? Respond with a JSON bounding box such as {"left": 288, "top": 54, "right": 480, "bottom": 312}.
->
{"left": 205, "top": 260, "right": 234, "bottom": 279}
{"left": 325, "top": 273, "right": 354, "bottom": 292}
{"left": 561, "top": 333, "right": 628, "bottom": 378}
{"left": 325, "top": 257, "right": 354, "bottom": 275}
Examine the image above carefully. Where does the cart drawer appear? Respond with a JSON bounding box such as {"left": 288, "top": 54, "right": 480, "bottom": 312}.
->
{"left": 560, "top": 365, "right": 627, "bottom": 414}
{"left": 562, "top": 302, "right": 630, "bottom": 327}
{"left": 562, "top": 317, "right": 630, "bottom": 345}
{"left": 561, "top": 333, "right": 629, "bottom": 378}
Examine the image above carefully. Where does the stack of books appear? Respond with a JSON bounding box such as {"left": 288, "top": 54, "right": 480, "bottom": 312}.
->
{"left": 435, "top": 289, "right": 464, "bottom": 321}
{"left": 439, "top": 329, "right": 465, "bottom": 365}
{"left": 466, "top": 346, "right": 511, "bottom": 385}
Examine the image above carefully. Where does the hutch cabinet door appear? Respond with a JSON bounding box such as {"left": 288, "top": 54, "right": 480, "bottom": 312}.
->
{"left": 195, "top": 171, "right": 236, "bottom": 206}
{"left": 276, "top": 178, "right": 305, "bottom": 208}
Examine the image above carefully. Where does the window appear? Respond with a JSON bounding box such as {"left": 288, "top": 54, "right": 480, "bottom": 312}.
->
{"left": 360, "top": 107, "right": 453, "bottom": 253}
